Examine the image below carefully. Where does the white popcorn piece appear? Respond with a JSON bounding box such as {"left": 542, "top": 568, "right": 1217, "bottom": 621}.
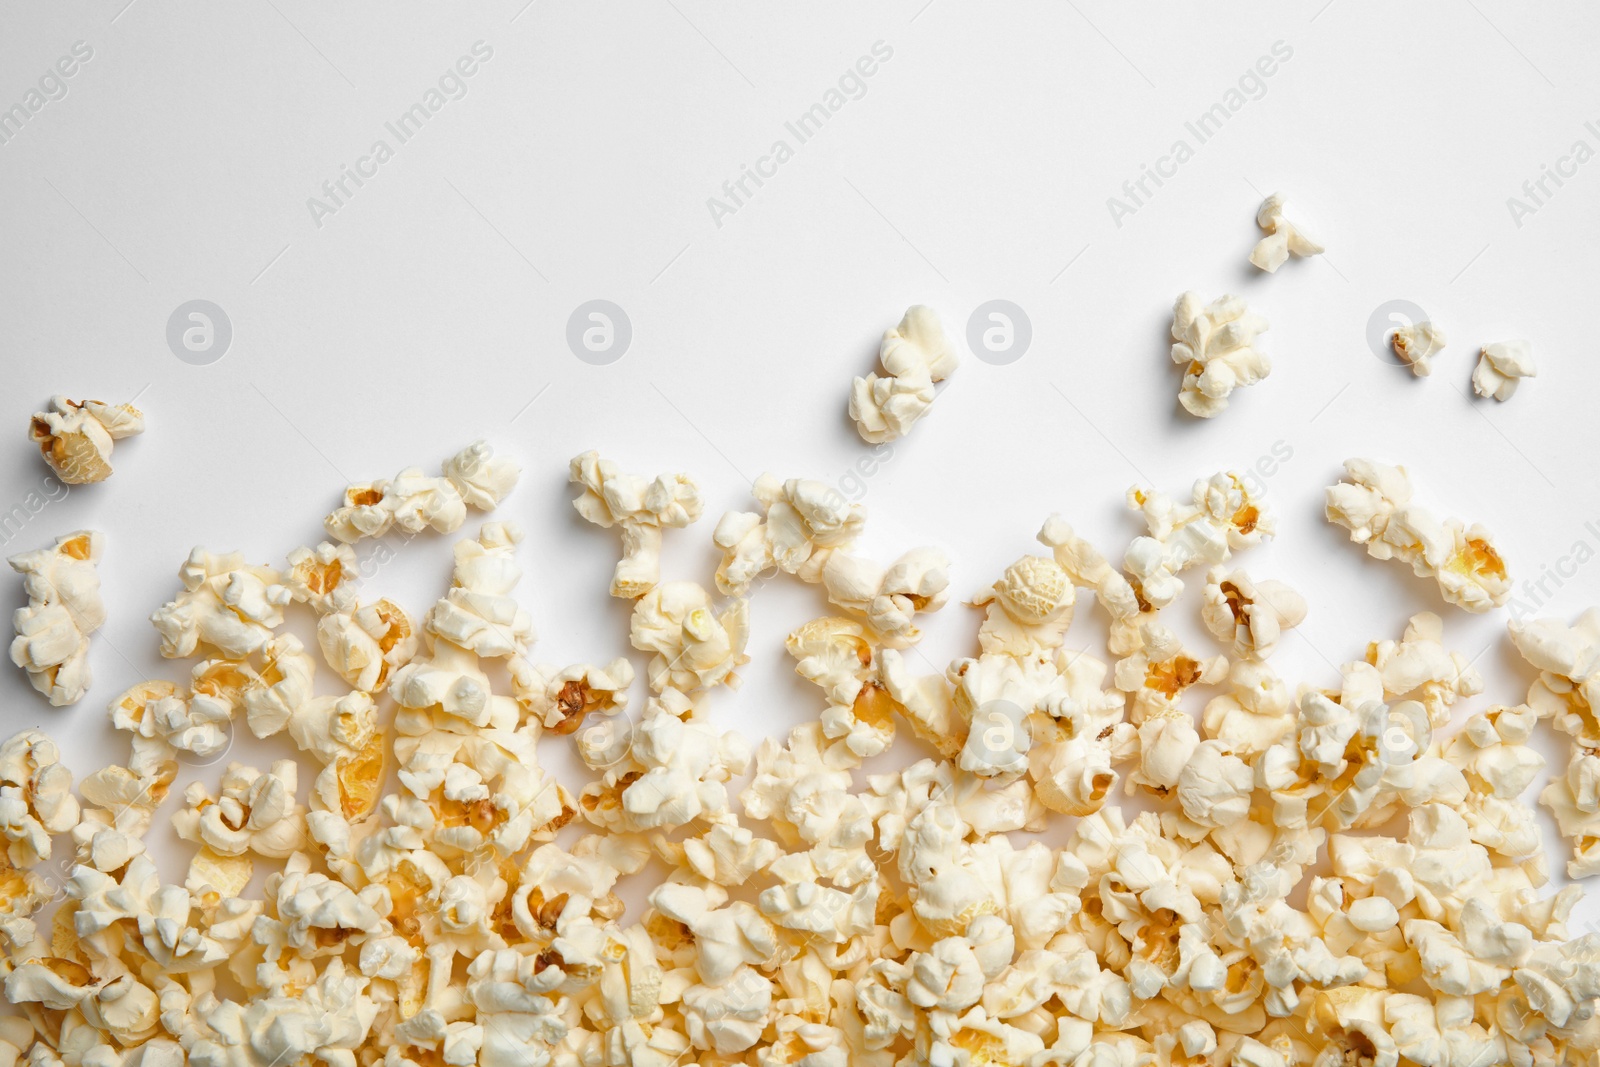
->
{"left": 786, "top": 616, "right": 897, "bottom": 758}
{"left": 284, "top": 541, "right": 358, "bottom": 615}
{"left": 1391, "top": 320, "right": 1447, "bottom": 377}
{"left": 1200, "top": 567, "right": 1306, "bottom": 660}
{"left": 1248, "top": 193, "right": 1324, "bottom": 272}
{"left": 512, "top": 657, "right": 633, "bottom": 736}
{"left": 174, "top": 760, "right": 305, "bottom": 863}
{"left": 1326, "top": 459, "right": 1511, "bottom": 612}
{"left": 1114, "top": 621, "right": 1228, "bottom": 724}
{"left": 0, "top": 729, "right": 80, "bottom": 868}
{"left": 820, "top": 546, "right": 950, "bottom": 649}
{"left": 150, "top": 548, "right": 291, "bottom": 660}
{"left": 713, "top": 474, "right": 864, "bottom": 596}
{"left": 1170, "top": 293, "right": 1271, "bottom": 417}
{"left": 569, "top": 450, "right": 703, "bottom": 598}
{"left": 972, "top": 555, "right": 1077, "bottom": 656}
{"left": 324, "top": 440, "right": 518, "bottom": 543}
{"left": 1472, "top": 339, "right": 1536, "bottom": 401}
{"left": 424, "top": 521, "right": 535, "bottom": 658}
{"left": 29, "top": 396, "right": 144, "bottom": 485}
{"left": 1124, "top": 472, "right": 1273, "bottom": 610}
{"left": 849, "top": 305, "right": 957, "bottom": 443}
{"left": 318, "top": 598, "right": 417, "bottom": 692}
{"left": 9, "top": 530, "right": 105, "bottom": 706}
{"left": 1509, "top": 609, "right": 1600, "bottom": 745}
{"left": 1365, "top": 611, "right": 1484, "bottom": 727}
{"left": 630, "top": 581, "right": 748, "bottom": 694}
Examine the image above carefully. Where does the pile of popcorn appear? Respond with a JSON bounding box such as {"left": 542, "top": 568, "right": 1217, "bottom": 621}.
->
{"left": 3, "top": 428, "right": 1598, "bottom": 1067}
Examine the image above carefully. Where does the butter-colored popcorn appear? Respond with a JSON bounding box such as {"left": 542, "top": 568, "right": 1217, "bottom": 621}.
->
{"left": 8, "top": 530, "right": 105, "bottom": 706}
{"left": 1473, "top": 339, "right": 1536, "bottom": 401}
{"left": 1113, "top": 622, "right": 1228, "bottom": 723}
{"left": 512, "top": 657, "right": 633, "bottom": 738}
{"left": 284, "top": 541, "right": 358, "bottom": 615}
{"left": 1540, "top": 744, "right": 1600, "bottom": 878}
{"left": 713, "top": 474, "right": 865, "bottom": 596}
{"left": 972, "top": 555, "right": 1077, "bottom": 656}
{"left": 174, "top": 760, "right": 305, "bottom": 861}
{"left": 820, "top": 546, "right": 950, "bottom": 648}
{"left": 318, "top": 598, "right": 417, "bottom": 692}
{"left": 849, "top": 305, "right": 957, "bottom": 443}
{"left": 785, "top": 617, "right": 898, "bottom": 758}
{"left": 1509, "top": 609, "right": 1600, "bottom": 743}
{"left": 29, "top": 396, "right": 144, "bottom": 485}
{"left": 570, "top": 450, "right": 703, "bottom": 598}
{"left": 150, "top": 548, "right": 291, "bottom": 660}
{"left": 0, "top": 730, "right": 80, "bottom": 867}
{"left": 1124, "top": 472, "right": 1273, "bottom": 609}
{"left": 1200, "top": 567, "right": 1305, "bottom": 660}
{"left": 630, "top": 581, "right": 748, "bottom": 694}
{"left": 1391, "top": 320, "right": 1447, "bottom": 377}
{"left": 1326, "top": 458, "right": 1511, "bottom": 612}
{"left": 324, "top": 440, "right": 518, "bottom": 543}
{"left": 1248, "top": 193, "right": 1324, "bottom": 272}
{"left": 1170, "top": 293, "right": 1271, "bottom": 417}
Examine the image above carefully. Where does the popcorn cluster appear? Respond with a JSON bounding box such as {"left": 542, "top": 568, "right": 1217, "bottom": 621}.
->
{"left": 3, "top": 436, "right": 1595, "bottom": 1067}
{"left": 1326, "top": 458, "right": 1511, "bottom": 613}
{"left": 1170, "top": 293, "right": 1271, "bottom": 418}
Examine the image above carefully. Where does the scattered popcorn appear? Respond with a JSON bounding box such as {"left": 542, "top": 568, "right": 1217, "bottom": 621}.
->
{"left": 1170, "top": 292, "right": 1270, "bottom": 417}
{"left": 8, "top": 530, "right": 105, "bottom": 706}
{"left": 1391, "top": 320, "right": 1447, "bottom": 377}
{"left": 848, "top": 305, "right": 956, "bottom": 443}
{"left": 1326, "top": 458, "right": 1511, "bottom": 612}
{"left": 1473, "top": 339, "right": 1537, "bottom": 401}
{"left": 4, "top": 425, "right": 1597, "bottom": 1067}
{"left": 29, "top": 396, "right": 144, "bottom": 485}
{"left": 1248, "top": 192, "right": 1325, "bottom": 272}
{"left": 324, "top": 440, "right": 518, "bottom": 543}
{"left": 569, "top": 450, "right": 702, "bottom": 598}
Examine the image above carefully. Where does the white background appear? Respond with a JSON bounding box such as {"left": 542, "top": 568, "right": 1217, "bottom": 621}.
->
{"left": 1, "top": 1, "right": 1598, "bottom": 922}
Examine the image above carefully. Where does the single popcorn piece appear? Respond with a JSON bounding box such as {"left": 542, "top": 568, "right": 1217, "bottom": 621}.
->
{"left": 29, "top": 395, "right": 144, "bottom": 485}
{"left": 1199, "top": 567, "right": 1306, "bottom": 660}
{"left": 8, "top": 530, "right": 105, "bottom": 706}
{"left": 713, "top": 474, "right": 864, "bottom": 596}
{"left": 820, "top": 545, "right": 951, "bottom": 648}
{"left": 1472, "top": 339, "right": 1536, "bottom": 401}
{"left": 630, "top": 581, "right": 748, "bottom": 693}
{"left": 1325, "top": 458, "right": 1510, "bottom": 612}
{"left": 1248, "top": 193, "right": 1324, "bottom": 272}
{"left": 569, "top": 450, "right": 703, "bottom": 598}
{"left": 318, "top": 598, "right": 416, "bottom": 692}
{"left": 324, "top": 439, "right": 519, "bottom": 543}
{"left": 849, "top": 305, "right": 957, "bottom": 443}
{"left": 1170, "top": 292, "right": 1270, "bottom": 417}
{"left": 1391, "top": 320, "right": 1447, "bottom": 377}
{"left": 284, "top": 541, "right": 358, "bottom": 615}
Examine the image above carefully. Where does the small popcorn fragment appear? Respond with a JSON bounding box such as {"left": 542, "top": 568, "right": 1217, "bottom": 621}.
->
{"left": 8, "top": 530, "right": 105, "bottom": 706}
{"left": 1248, "top": 193, "right": 1324, "bottom": 272}
{"left": 1391, "top": 320, "right": 1447, "bottom": 377}
{"left": 29, "top": 396, "right": 144, "bottom": 485}
{"left": 569, "top": 450, "right": 703, "bottom": 598}
{"left": 1472, "top": 339, "right": 1536, "bottom": 401}
{"left": 849, "top": 305, "right": 957, "bottom": 443}
{"left": 1170, "top": 292, "right": 1270, "bottom": 417}
{"left": 324, "top": 439, "right": 518, "bottom": 543}
{"left": 1325, "top": 458, "right": 1511, "bottom": 612}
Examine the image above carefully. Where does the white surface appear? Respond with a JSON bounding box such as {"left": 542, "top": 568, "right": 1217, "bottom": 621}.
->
{"left": 1, "top": 1, "right": 1597, "bottom": 921}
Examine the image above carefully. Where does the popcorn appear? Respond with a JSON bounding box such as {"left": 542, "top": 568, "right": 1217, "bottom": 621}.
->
{"left": 569, "top": 450, "right": 703, "bottom": 598}
{"left": 324, "top": 440, "right": 518, "bottom": 543}
{"left": 849, "top": 305, "right": 957, "bottom": 443}
{"left": 318, "top": 598, "right": 416, "bottom": 692}
{"left": 713, "top": 474, "right": 864, "bottom": 596}
{"left": 1391, "top": 320, "right": 1447, "bottom": 377}
{"left": 1326, "top": 458, "right": 1511, "bottom": 612}
{"left": 1472, "top": 339, "right": 1536, "bottom": 401}
{"left": 1199, "top": 567, "right": 1305, "bottom": 660}
{"left": 1124, "top": 472, "right": 1273, "bottom": 609}
{"left": 29, "top": 396, "right": 144, "bottom": 484}
{"left": 630, "top": 581, "right": 748, "bottom": 694}
{"left": 1248, "top": 193, "right": 1324, "bottom": 272}
{"left": 1170, "top": 293, "right": 1270, "bottom": 417}
{"left": 150, "top": 548, "right": 291, "bottom": 660}
{"left": 8, "top": 530, "right": 105, "bottom": 706}
{"left": 12, "top": 425, "right": 1600, "bottom": 1067}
